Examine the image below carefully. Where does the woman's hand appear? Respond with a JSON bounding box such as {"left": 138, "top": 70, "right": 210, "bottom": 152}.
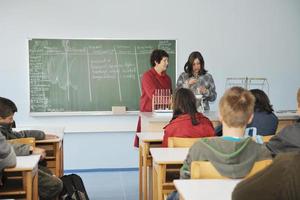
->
{"left": 198, "top": 86, "right": 207, "bottom": 94}
{"left": 188, "top": 78, "right": 197, "bottom": 86}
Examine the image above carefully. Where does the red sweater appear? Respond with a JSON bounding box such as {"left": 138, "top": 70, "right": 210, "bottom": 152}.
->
{"left": 162, "top": 113, "right": 215, "bottom": 147}
{"left": 140, "top": 67, "right": 172, "bottom": 112}
{"left": 134, "top": 68, "right": 172, "bottom": 147}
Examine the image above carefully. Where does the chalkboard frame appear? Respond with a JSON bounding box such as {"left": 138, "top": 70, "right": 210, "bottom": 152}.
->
{"left": 28, "top": 38, "right": 177, "bottom": 116}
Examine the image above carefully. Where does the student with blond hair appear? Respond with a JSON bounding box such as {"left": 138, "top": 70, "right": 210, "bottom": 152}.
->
{"left": 167, "top": 86, "right": 272, "bottom": 200}
{"left": 235, "top": 88, "right": 300, "bottom": 199}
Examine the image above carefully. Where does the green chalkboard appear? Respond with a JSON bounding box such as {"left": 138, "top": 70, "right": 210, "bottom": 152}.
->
{"left": 29, "top": 39, "right": 176, "bottom": 113}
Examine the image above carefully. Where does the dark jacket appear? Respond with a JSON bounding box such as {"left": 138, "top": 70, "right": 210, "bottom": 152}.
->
{"left": 266, "top": 119, "right": 300, "bottom": 155}
{"left": 0, "top": 124, "right": 45, "bottom": 156}
{"left": 0, "top": 133, "right": 16, "bottom": 171}
{"left": 232, "top": 152, "right": 300, "bottom": 200}
{"left": 247, "top": 111, "right": 278, "bottom": 136}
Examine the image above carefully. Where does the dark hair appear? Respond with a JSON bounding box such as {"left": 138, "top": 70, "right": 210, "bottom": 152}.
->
{"left": 150, "top": 49, "right": 169, "bottom": 67}
{"left": 0, "top": 97, "right": 18, "bottom": 118}
{"left": 250, "top": 89, "right": 274, "bottom": 113}
{"left": 184, "top": 51, "right": 207, "bottom": 77}
{"left": 171, "top": 88, "right": 199, "bottom": 125}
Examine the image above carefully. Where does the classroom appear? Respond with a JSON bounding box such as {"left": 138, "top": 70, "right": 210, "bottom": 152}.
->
{"left": 0, "top": 0, "right": 300, "bottom": 199}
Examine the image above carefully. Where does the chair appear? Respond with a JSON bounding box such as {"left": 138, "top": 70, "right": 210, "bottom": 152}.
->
{"left": 0, "top": 137, "right": 37, "bottom": 199}
{"left": 7, "top": 137, "right": 36, "bottom": 147}
{"left": 163, "top": 137, "right": 201, "bottom": 198}
{"left": 167, "top": 137, "right": 200, "bottom": 148}
{"left": 262, "top": 135, "right": 273, "bottom": 143}
{"left": 191, "top": 159, "right": 272, "bottom": 179}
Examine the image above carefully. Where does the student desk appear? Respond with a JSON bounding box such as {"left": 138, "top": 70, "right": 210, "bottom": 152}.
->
{"left": 150, "top": 148, "right": 189, "bottom": 200}
{"left": 174, "top": 179, "right": 241, "bottom": 200}
{"left": 137, "top": 132, "right": 164, "bottom": 200}
{"left": 36, "top": 137, "right": 64, "bottom": 177}
{"left": 0, "top": 155, "right": 40, "bottom": 200}
{"left": 275, "top": 111, "right": 299, "bottom": 133}
{"left": 140, "top": 111, "right": 298, "bottom": 133}
{"left": 15, "top": 126, "right": 64, "bottom": 177}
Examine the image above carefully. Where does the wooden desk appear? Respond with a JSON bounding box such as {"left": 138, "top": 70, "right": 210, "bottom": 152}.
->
{"left": 174, "top": 179, "right": 241, "bottom": 200}
{"left": 0, "top": 155, "right": 40, "bottom": 200}
{"left": 150, "top": 148, "right": 189, "bottom": 200}
{"left": 140, "top": 111, "right": 298, "bottom": 133}
{"left": 275, "top": 111, "right": 299, "bottom": 132}
{"left": 137, "top": 132, "right": 164, "bottom": 200}
{"left": 36, "top": 137, "right": 64, "bottom": 177}
{"left": 15, "top": 126, "right": 64, "bottom": 177}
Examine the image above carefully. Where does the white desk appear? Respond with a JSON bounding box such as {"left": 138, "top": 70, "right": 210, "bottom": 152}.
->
{"left": 140, "top": 111, "right": 299, "bottom": 133}
{"left": 13, "top": 155, "right": 41, "bottom": 169}
{"left": 174, "top": 179, "right": 241, "bottom": 200}
{"left": 150, "top": 148, "right": 189, "bottom": 200}
{"left": 1, "top": 155, "right": 40, "bottom": 200}
{"left": 137, "top": 132, "right": 164, "bottom": 200}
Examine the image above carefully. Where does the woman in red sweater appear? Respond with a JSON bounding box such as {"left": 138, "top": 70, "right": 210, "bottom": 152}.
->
{"left": 134, "top": 49, "right": 172, "bottom": 147}
{"left": 162, "top": 88, "right": 215, "bottom": 147}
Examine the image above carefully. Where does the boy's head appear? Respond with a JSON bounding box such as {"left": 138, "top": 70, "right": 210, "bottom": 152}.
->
{"left": 219, "top": 87, "right": 255, "bottom": 128}
{"left": 0, "top": 97, "right": 17, "bottom": 125}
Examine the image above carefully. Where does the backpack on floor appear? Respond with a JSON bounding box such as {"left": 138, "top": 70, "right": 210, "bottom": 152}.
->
{"left": 60, "top": 174, "right": 89, "bottom": 200}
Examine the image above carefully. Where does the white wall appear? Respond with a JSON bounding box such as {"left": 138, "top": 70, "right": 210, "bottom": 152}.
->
{"left": 1, "top": 0, "right": 300, "bottom": 168}
{"left": 0, "top": 0, "right": 300, "bottom": 169}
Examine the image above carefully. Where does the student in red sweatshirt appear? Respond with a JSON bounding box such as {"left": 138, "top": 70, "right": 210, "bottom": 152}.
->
{"left": 134, "top": 49, "right": 172, "bottom": 147}
{"left": 162, "top": 88, "right": 215, "bottom": 147}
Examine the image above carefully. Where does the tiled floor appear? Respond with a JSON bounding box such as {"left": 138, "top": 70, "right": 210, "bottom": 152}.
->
{"left": 73, "top": 170, "right": 139, "bottom": 200}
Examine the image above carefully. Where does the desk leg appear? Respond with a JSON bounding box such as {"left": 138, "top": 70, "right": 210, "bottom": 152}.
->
{"left": 25, "top": 171, "right": 32, "bottom": 200}
{"left": 152, "top": 163, "right": 158, "bottom": 200}
{"left": 33, "top": 167, "right": 38, "bottom": 200}
{"left": 157, "top": 164, "right": 166, "bottom": 200}
{"left": 61, "top": 140, "right": 64, "bottom": 176}
{"left": 139, "top": 145, "right": 143, "bottom": 200}
{"left": 55, "top": 142, "right": 62, "bottom": 177}
{"left": 142, "top": 142, "right": 149, "bottom": 200}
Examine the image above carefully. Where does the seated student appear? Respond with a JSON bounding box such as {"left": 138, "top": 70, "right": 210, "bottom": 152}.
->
{"left": 162, "top": 88, "right": 215, "bottom": 147}
{"left": 232, "top": 152, "right": 300, "bottom": 200}
{"left": 0, "top": 97, "right": 63, "bottom": 200}
{"left": 167, "top": 87, "right": 272, "bottom": 200}
{"left": 0, "top": 133, "right": 16, "bottom": 186}
{"left": 246, "top": 89, "right": 278, "bottom": 136}
{"left": 266, "top": 88, "right": 300, "bottom": 155}
{"left": 215, "top": 89, "right": 278, "bottom": 136}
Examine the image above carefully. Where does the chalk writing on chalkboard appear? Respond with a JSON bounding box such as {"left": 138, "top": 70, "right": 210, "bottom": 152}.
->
{"left": 29, "top": 39, "right": 176, "bottom": 113}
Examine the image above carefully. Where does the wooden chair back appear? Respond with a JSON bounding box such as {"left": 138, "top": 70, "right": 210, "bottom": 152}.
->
{"left": 0, "top": 137, "right": 37, "bottom": 199}
{"left": 262, "top": 135, "right": 273, "bottom": 143}
{"left": 8, "top": 137, "right": 36, "bottom": 148}
{"left": 191, "top": 159, "right": 272, "bottom": 179}
{"left": 167, "top": 137, "right": 200, "bottom": 148}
